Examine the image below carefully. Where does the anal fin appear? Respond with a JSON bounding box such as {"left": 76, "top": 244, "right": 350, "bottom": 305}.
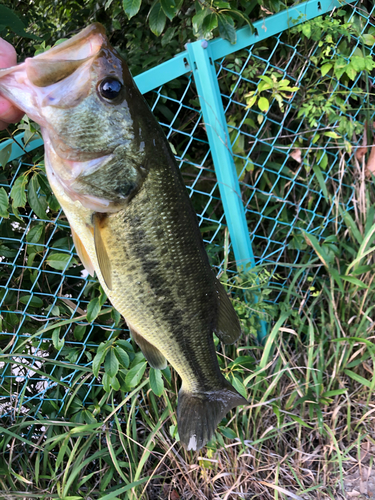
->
{"left": 71, "top": 227, "right": 94, "bottom": 277}
{"left": 214, "top": 278, "right": 241, "bottom": 344}
{"left": 127, "top": 322, "right": 167, "bottom": 370}
{"left": 93, "top": 212, "right": 112, "bottom": 290}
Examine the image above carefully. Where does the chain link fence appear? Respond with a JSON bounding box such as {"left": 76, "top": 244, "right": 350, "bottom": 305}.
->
{"left": 0, "top": 0, "right": 374, "bottom": 426}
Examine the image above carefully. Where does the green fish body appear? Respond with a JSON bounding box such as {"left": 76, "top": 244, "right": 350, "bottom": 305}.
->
{"left": 0, "top": 24, "right": 247, "bottom": 450}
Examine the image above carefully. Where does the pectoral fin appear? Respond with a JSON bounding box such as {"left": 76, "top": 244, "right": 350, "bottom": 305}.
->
{"left": 127, "top": 323, "right": 167, "bottom": 370}
{"left": 71, "top": 227, "right": 94, "bottom": 277}
{"left": 213, "top": 278, "right": 241, "bottom": 344}
{"left": 93, "top": 212, "right": 112, "bottom": 291}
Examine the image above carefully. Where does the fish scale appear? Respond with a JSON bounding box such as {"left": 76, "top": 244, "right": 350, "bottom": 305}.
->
{"left": 0, "top": 22, "right": 247, "bottom": 450}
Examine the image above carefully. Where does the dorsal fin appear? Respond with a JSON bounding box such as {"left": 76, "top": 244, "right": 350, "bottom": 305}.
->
{"left": 92, "top": 212, "right": 112, "bottom": 290}
{"left": 127, "top": 322, "right": 167, "bottom": 370}
{"left": 213, "top": 278, "right": 241, "bottom": 344}
{"left": 71, "top": 227, "right": 94, "bottom": 277}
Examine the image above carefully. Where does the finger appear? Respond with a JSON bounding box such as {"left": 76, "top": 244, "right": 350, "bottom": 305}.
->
{"left": 0, "top": 38, "right": 23, "bottom": 129}
{"left": 0, "top": 38, "right": 18, "bottom": 68}
{"left": 0, "top": 96, "right": 24, "bottom": 130}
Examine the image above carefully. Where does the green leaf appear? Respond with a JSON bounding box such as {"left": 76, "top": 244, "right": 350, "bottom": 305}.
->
{"left": 26, "top": 223, "right": 44, "bottom": 243}
{"left": 320, "top": 389, "right": 347, "bottom": 398}
{"left": 46, "top": 252, "right": 75, "bottom": 270}
{"left": 19, "top": 294, "right": 43, "bottom": 308}
{"left": 86, "top": 297, "right": 101, "bottom": 323}
{"left": 301, "top": 231, "right": 330, "bottom": 267}
{"left": 344, "top": 369, "right": 372, "bottom": 388}
{"left": 92, "top": 342, "right": 108, "bottom": 378}
{"left": 214, "top": 1, "right": 230, "bottom": 7}
{"left": 161, "top": 26, "right": 176, "bottom": 47}
{"left": 123, "top": 0, "right": 142, "bottom": 19}
{"left": 149, "top": 367, "right": 164, "bottom": 396}
{"left": 289, "top": 414, "right": 312, "bottom": 428}
{"left": 28, "top": 175, "right": 48, "bottom": 219}
{"left": 340, "top": 275, "right": 367, "bottom": 289}
{"left": 149, "top": 1, "right": 167, "bottom": 36}
{"left": 330, "top": 268, "right": 344, "bottom": 294}
{"left": 10, "top": 175, "right": 28, "bottom": 209}
{"left": 52, "top": 327, "right": 64, "bottom": 350}
{"left": 0, "top": 144, "right": 12, "bottom": 168}
{"left": 231, "top": 376, "right": 247, "bottom": 399}
{"left": 301, "top": 23, "right": 311, "bottom": 38}
{"left": 125, "top": 361, "right": 147, "bottom": 388}
{"left": 110, "top": 375, "right": 120, "bottom": 391}
{"left": 74, "top": 324, "right": 86, "bottom": 341}
{"left": 102, "top": 372, "right": 111, "bottom": 392}
{"left": 257, "top": 80, "right": 272, "bottom": 92}
{"left": 317, "top": 150, "right": 328, "bottom": 170}
{"left": 218, "top": 426, "right": 237, "bottom": 439}
{"left": 245, "top": 94, "right": 257, "bottom": 109}
{"left": 202, "top": 13, "right": 218, "bottom": 33}
{"left": 105, "top": 348, "right": 119, "bottom": 378}
{"left": 258, "top": 96, "right": 270, "bottom": 112}
{"left": 341, "top": 210, "right": 363, "bottom": 245}
{"left": 350, "top": 56, "right": 366, "bottom": 73}
{"left": 320, "top": 63, "right": 332, "bottom": 77}
{"left": 0, "top": 5, "right": 39, "bottom": 39}
{"left": 312, "top": 165, "right": 328, "bottom": 200}
{"left": 0, "top": 244, "right": 17, "bottom": 258}
{"left": 362, "top": 33, "right": 375, "bottom": 46}
{"left": 111, "top": 308, "right": 122, "bottom": 326}
{"left": 192, "top": 7, "right": 211, "bottom": 32}
{"left": 0, "top": 187, "right": 9, "bottom": 218}
{"left": 114, "top": 346, "right": 130, "bottom": 368}
{"left": 345, "top": 64, "right": 357, "bottom": 81}
{"left": 99, "top": 478, "right": 151, "bottom": 500}
{"left": 116, "top": 339, "right": 134, "bottom": 353}
{"left": 160, "top": 0, "right": 180, "bottom": 20}
{"left": 218, "top": 14, "right": 236, "bottom": 44}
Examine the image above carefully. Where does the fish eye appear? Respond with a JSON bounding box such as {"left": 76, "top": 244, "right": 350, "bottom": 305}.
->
{"left": 99, "top": 77, "right": 122, "bottom": 100}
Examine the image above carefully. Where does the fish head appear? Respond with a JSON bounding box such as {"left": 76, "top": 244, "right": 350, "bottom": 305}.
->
{"left": 0, "top": 24, "right": 150, "bottom": 211}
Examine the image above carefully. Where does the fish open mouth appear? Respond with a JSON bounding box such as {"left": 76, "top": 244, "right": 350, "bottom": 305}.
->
{"left": 0, "top": 24, "right": 106, "bottom": 124}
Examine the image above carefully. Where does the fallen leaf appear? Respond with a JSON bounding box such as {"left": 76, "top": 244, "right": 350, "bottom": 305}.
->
{"left": 366, "top": 141, "right": 375, "bottom": 177}
{"left": 260, "top": 5, "right": 272, "bottom": 14}
{"left": 356, "top": 146, "right": 367, "bottom": 161}
{"left": 356, "top": 130, "right": 367, "bottom": 161}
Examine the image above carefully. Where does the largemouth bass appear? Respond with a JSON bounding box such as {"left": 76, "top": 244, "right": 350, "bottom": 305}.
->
{"left": 0, "top": 24, "right": 247, "bottom": 450}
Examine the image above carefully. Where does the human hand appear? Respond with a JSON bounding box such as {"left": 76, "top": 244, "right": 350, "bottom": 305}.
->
{"left": 0, "top": 38, "right": 24, "bottom": 131}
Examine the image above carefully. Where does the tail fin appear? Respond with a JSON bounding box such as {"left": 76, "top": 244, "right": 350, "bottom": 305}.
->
{"left": 177, "top": 378, "right": 247, "bottom": 451}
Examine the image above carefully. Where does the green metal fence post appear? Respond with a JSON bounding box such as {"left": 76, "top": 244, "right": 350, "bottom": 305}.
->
{"left": 186, "top": 40, "right": 268, "bottom": 341}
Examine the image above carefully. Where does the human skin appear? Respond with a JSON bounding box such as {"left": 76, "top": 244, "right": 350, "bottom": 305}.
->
{"left": 0, "top": 38, "right": 24, "bottom": 130}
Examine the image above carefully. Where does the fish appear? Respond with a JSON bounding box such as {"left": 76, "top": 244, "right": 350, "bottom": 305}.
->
{"left": 0, "top": 24, "right": 247, "bottom": 450}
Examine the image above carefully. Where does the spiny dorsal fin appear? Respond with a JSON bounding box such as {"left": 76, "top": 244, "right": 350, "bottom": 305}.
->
{"left": 92, "top": 212, "right": 112, "bottom": 291}
{"left": 127, "top": 322, "right": 167, "bottom": 370}
{"left": 213, "top": 278, "right": 241, "bottom": 344}
{"left": 71, "top": 227, "right": 94, "bottom": 277}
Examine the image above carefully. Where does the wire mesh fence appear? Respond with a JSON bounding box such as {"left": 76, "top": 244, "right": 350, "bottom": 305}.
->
{"left": 0, "top": 0, "right": 374, "bottom": 427}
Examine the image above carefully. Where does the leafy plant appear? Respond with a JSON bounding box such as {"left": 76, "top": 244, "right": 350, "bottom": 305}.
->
{"left": 245, "top": 72, "right": 299, "bottom": 122}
